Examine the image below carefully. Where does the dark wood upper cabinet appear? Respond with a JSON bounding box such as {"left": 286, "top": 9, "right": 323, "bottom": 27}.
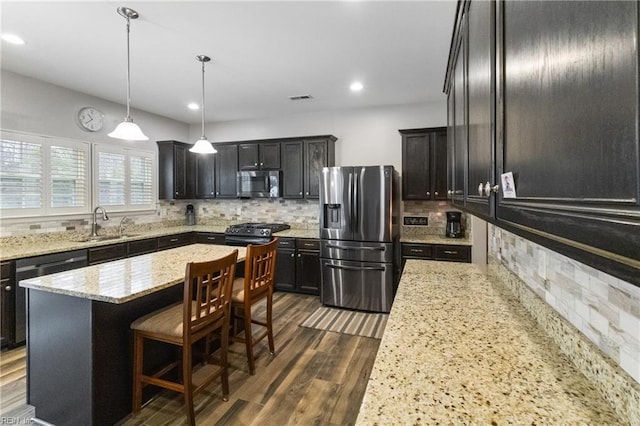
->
{"left": 195, "top": 152, "right": 216, "bottom": 199}
{"left": 465, "top": 0, "right": 495, "bottom": 219}
{"left": 157, "top": 140, "right": 195, "bottom": 200}
{"left": 281, "top": 136, "right": 336, "bottom": 199}
{"left": 214, "top": 144, "right": 239, "bottom": 198}
{"left": 238, "top": 142, "right": 281, "bottom": 171}
{"left": 400, "top": 128, "right": 447, "bottom": 201}
{"left": 281, "top": 141, "right": 304, "bottom": 198}
{"left": 444, "top": 0, "right": 640, "bottom": 286}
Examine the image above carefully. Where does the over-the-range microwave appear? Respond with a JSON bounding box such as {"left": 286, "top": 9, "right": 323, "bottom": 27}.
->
{"left": 237, "top": 170, "right": 281, "bottom": 198}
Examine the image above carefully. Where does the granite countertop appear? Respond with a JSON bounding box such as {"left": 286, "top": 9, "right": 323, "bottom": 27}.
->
{"left": 0, "top": 225, "right": 317, "bottom": 261}
{"left": 400, "top": 234, "right": 472, "bottom": 245}
{"left": 18, "top": 244, "right": 246, "bottom": 304}
{"left": 356, "top": 260, "right": 622, "bottom": 425}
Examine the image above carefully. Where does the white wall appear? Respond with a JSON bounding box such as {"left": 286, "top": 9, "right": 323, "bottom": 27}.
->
{"left": 188, "top": 101, "right": 447, "bottom": 171}
{"left": 1, "top": 70, "right": 188, "bottom": 150}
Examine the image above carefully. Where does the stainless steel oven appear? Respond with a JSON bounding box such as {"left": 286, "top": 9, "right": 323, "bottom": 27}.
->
{"left": 224, "top": 222, "right": 290, "bottom": 246}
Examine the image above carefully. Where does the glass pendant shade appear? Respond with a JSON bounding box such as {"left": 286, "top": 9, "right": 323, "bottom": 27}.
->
{"left": 108, "top": 118, "right": 148, "bottom": 141}
{"left": 189, "top": 137, "right": 217, "bottom": 154}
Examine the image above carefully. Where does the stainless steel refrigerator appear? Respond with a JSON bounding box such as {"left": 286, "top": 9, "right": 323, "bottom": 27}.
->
{"left": 319, "top": 165, "right": 400, "bottom": 313}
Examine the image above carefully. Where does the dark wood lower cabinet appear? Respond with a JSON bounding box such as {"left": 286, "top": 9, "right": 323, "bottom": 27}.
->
{"left": 401, "top": 242, "right": 471, "bottom": 269}
{"left": 88, "top": 243, "right": 127, "bottom": 265}
{"left": 195, "top": 232, "right": 225, "bottom": 245}
{"left": 275, "top": 238, "right": 320, "bottom": 295}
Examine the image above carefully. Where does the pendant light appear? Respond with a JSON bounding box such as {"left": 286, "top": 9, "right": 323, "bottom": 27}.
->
{"left": 189, "top": 55, "right": 217, "bottom": 154}
{"left": 108, "top": 6, "right": 148, "bottom": 141}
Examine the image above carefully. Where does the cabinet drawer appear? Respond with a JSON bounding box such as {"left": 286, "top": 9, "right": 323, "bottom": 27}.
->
{"left": 158, "top": 233, "right": 194, "bottom": 249}
{"left": 127, "top": 238, "right": 158, "bottom": 256}
{"left": 401, "top": 243, "right": 433, "bottom": 259}
{"left": 434, "top": 245, "right": 471, "bottom": 263}
{"left": 89, "top": 243, "right": 127, "bottom": 265}
{"left": 277, "top": 238, "right": 296, "bottom": 249}
{"left": 297, "top": 239, "right": 320, "bottom": 251}
{"left": 196, "top": 233, "right": 225, "bottom": 245}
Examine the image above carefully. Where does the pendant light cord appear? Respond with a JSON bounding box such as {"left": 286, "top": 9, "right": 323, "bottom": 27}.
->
{"left": 125, "top": 15, "right": 132, "bottom": 120}
{"left": 201, "top": 59, "right": 206, "bottom": 139}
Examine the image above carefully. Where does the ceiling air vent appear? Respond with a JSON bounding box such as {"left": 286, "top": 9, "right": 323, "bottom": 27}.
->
{"left": 289, "top": 94, "right": 313, "bottom": 101}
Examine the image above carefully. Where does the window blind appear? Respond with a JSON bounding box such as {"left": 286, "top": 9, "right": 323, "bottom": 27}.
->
{"left": 51, "top": 145, "right": 87, "bottom": 208}
{"left": 98, "top": 151, "right": 126, "bottom": 206}
{"left": 130, "top": 154, "right": 153, "bottom": 205}
{"left": 0, "top": 138, "right": 43, "bottom": 209}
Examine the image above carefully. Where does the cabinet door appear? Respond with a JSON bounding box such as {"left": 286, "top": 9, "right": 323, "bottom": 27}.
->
{"left": 452, "top": 20, "right": 467, "bottom": 207}
{"left": 196, "top": 233, "right": 225, "bottom": 245}
{"left": 275, "top": 248, "right": 296, "bottom": 292}
{"left": 1, "top": 262, "right": 15, "bottom": 348}
{"left": 195, "top": 153, "right": 216, "bottom": 199}
{"left": 296, "top": 250, "right": 320, "bottom": 295}
{"left": 173, "top": 143, "right": 194, "bottom": 199}
{"left": 89, "top": 243, "right": 127, "bottom": 265}
{"left": 304, "top": 139, "right": 328, "bottom": 199}
{"left": 238, "top": 144, "right": 259, "bottom": 170}
{"left": 499, "top": 1, "right": 640, "bottom": 276}
{"left": 433, "top": 130, "right": 449, "bottom": 200}
{"left": 281, "top": 141, "right": 304, "bottom": 199}
{"left": 259, "top": 143, "right": 281, "bottom": 170}
{"left": 215, "top": 144, "right": 239, "bottom": 198}
{"left": 127, "top": 238, "right": 158, "bottom": 256}
{"left": 466, "top": 0, "right": 495, "bottom": 218}
{"left": 401, "top": 130, "right": 431, "bottom": 200}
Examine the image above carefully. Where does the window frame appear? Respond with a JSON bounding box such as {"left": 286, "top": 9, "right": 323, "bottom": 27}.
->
{"left": 0, "top": 130, "right": 91, "bottom": 218}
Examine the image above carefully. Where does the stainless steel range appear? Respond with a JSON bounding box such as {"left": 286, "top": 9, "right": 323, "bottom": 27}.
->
{"left": 224, "top": 222, "right": 290, "bottom": 246}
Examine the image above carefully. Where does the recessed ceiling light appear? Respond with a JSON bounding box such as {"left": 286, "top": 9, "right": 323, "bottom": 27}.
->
{"left": 1, "top": 33, "right": 26, "bottom": 45}
{"left": 188, "top": 103, "right": 200, "bottom": 110}
{"left": 350, "top": 81, "right": 364, "bottom": 92}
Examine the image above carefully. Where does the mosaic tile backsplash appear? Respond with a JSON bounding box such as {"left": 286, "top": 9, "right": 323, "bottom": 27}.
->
{"left": 489, "top": 224, "right": 640, "bottom": 385}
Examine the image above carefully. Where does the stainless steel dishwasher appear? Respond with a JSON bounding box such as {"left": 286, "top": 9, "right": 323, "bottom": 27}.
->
{"left": 15, "top": 250, "right": 87, "bottom": 345}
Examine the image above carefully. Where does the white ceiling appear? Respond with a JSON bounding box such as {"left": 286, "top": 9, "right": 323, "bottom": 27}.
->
{"left": 1, "top": 1, "right": 457, "bottom": 124}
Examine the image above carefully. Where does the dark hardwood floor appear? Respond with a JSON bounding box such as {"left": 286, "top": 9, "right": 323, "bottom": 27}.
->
{"left": 0, "top": 293, "right": 380, "bottom": 425}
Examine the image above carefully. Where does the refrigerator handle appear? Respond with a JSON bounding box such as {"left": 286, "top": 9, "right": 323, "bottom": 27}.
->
{"left": 352, "top": 171, "right": 359, "bottom": 232}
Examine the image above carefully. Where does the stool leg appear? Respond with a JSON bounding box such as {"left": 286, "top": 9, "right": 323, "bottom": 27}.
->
{"left": 243, "top": 304, "right": 255, "bottom": 375}
{"left": 132, "top": 332, "right": 143, "bottom": 415}
{"left": 183, "top": 346, "right": 195, "bottom": 426}
{"left": 221, "top": 320, "right": 230, "bottom": 400}
{"left": 266, "top": 293, "right": 275, "bottom": 355}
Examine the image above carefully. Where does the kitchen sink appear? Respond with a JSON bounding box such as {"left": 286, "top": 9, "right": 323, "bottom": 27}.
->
{"left": 72, "top": 234, "right": 140, "bottom": 243}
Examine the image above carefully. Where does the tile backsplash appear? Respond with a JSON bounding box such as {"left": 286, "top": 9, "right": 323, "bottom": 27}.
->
{"left": 489, "top": 224, "right": 640, "bottom": 384}
{"left": 401, "top": 200, "right": 468, "bottom": 237}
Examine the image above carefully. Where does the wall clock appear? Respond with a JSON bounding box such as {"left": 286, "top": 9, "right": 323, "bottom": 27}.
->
{"left": 77, "top": 107, "right": 104, "bottom": 132}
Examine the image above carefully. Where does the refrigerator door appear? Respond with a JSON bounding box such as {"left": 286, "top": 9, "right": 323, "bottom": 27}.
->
{"left": 354, "top": 166, "right": 394, "bottom": 242}
{"left": 320, "top": 167, "right": 354, "bottom": 240}
{"left": 320, "top": 258, "right": 394, "bottom": 313}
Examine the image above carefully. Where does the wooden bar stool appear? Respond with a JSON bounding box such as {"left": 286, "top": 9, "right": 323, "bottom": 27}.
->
{"left": 231, "top": 237, "right": 278, "bottom": 375}
{"left": 131, "top": 250, "right": 238, "bottom": 426}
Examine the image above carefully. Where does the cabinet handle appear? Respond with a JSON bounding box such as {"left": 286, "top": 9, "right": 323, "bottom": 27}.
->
{"left": 478, "top": 183, "right": 484, "bottom": 196}
{"left": 175, "top": 191, "right": 179, "bottom": 195}
{"left": 427, "top": 192, "right": 430, "bottom": 196}
{"left": 291, "top": 253, "right": 295, "bottom": 257}
{"left": 216, "top": 191, "right": 219, "bottom": 195}
{"left": 299, "top": 192, "right": 303, "bottom": 195}
{"left": 260, "top": 162, "right": 264, "bottom": 166}
{"left": 170, "top": 238, "right": 179, "bottom": 242}
{"left": 306, "top": 191, "right": 309, "bottom": 195}
{"left": 298, "top": 254, "right": 301, "bottom": 257}
{"left": 207, "top": 237, "right": 216, "bottom": 240}
{"left": 435, "top": 192, "right": 438, "bottom": 196}
{"left": 210, "top": 191, "right": 214, "bottom": 195}
{"left": 443, "top": 250, "right": 458, "bottom": 255}
{"left": 254, "top": 162, "right": 258, "bottom": 166}
{"left": 4, "top": 285, "right": 12, "bottom": 291}
{"left": 410, "top": 249, "right": 424, "bottom": 253}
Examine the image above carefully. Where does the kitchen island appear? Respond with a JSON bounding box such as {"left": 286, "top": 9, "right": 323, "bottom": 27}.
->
{"left": 356, "top": 260, "right": 625, "bottom": 424}
{"left": 19, "top": 244, "right": 246, "bottom": 426}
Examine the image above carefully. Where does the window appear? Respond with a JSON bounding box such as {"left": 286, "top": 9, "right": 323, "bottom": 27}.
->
{"left": 93, "top": 146, "right": 156, "bottom": 211}
{"left": 0, "top": 130, "right": 156, "bottom": 218}
{"left": 0, "top": 131, "right": 89, "bottom": 217}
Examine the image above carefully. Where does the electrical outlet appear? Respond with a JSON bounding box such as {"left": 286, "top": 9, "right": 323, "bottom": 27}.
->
{"left": 538, "top": 251, "right": 546, "bottom": 280}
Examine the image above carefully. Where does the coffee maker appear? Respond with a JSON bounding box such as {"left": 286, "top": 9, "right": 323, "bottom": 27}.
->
{"left": 185, "top": 204, "right": 196, "bottom": 226}
{"left": 446, "top": 211, "right": 463, "bottom": 238}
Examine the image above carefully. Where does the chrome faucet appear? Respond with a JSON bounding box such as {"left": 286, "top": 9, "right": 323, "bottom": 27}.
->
{"left": 91, "top": 206, "right": 109, "bottom": 237}
{"left": 119, "top": 216, "right": 129, "bottom": 237}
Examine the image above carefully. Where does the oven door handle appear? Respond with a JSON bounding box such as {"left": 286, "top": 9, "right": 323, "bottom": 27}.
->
{"left": 325, "top": 244, "right": 385, "bottom": 251}
{"left": 327, "top": 264, "right": 386, "bottom": 272}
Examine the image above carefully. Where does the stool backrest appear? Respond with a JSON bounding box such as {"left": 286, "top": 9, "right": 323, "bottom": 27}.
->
{"left": 184, "top": 250, "right": 238, "bottom": 339}
{"left": 243, "top": 237, "right": 279, "bottom": 298}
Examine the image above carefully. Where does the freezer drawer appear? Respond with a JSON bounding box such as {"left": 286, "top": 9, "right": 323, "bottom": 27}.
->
{"left": 320, "top": 259, "right": 393, "bottom": 313}
{"left": 320, "top": 240, "right": 394, "bottom": 263}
